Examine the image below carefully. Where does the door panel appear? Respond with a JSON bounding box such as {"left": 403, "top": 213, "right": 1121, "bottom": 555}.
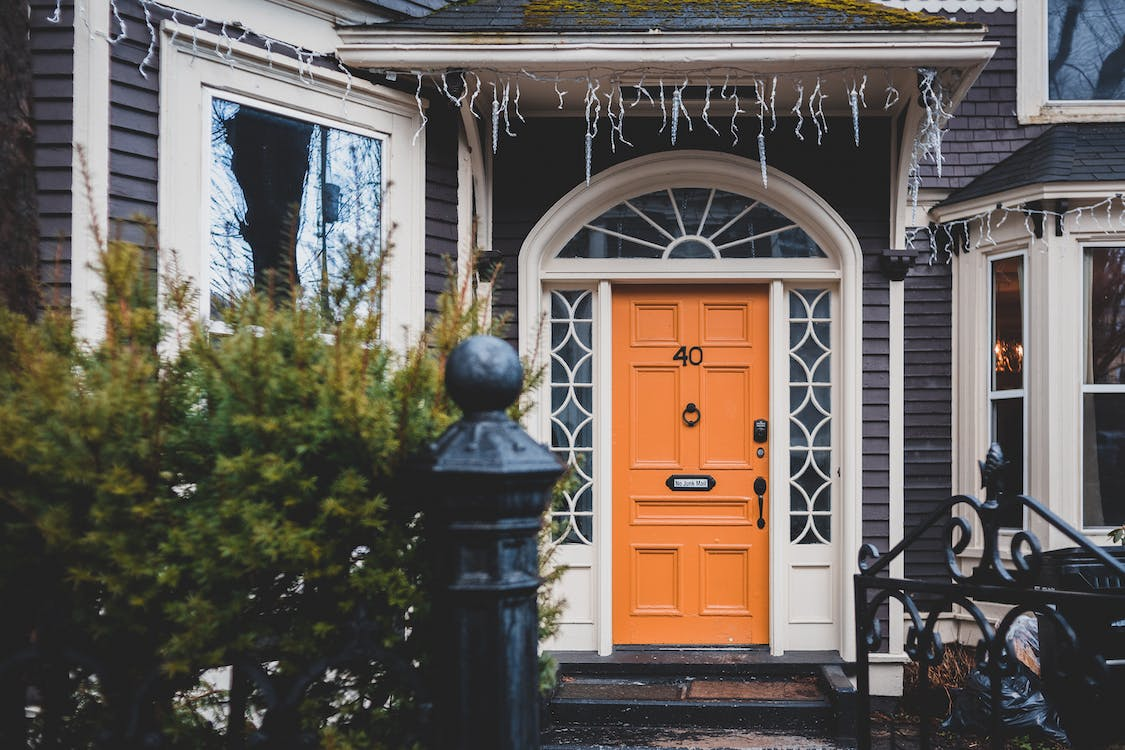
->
{"left": 613, "top": 285, "right": 769, "bottom": 645}
{"left": 700, "top": 366, "right": 752, "bottom": 468}
{"left": 631, "top": 367, "right": 682, "bottom": 467}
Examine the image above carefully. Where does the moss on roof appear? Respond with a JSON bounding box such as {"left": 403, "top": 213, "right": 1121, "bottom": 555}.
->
{"left": 382, "top": 0, "right": 975, "bottom": 33}
{"left": 520, "top": 0, "right": 960, "bottom": 30}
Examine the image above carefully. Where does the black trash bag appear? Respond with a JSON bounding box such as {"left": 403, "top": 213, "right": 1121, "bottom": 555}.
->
{"left": 941, "top": 668, "right": 1068, "bottom": 744}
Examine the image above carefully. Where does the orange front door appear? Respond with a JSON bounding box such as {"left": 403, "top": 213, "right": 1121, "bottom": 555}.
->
{"left": 612, "top": 285, "right": 770, "bottom": 645}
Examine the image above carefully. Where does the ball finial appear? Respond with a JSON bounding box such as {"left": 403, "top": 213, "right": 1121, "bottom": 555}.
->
{"left": 445, "top": 335, "right": 523, "bottom": 414}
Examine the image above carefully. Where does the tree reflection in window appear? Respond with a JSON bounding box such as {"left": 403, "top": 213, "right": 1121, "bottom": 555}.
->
{"left": 1049, "top": 0, "right": 1125, "bottom": 101}
{"left": 209, "top": 99, "right": 382, "bottom": 320}
{"left": 1083, "top": 247, "right": 1125, "bottom": 527}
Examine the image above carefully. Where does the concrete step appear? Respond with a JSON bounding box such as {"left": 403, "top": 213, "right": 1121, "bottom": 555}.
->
{"left": 548, "top": 674, "right": 832, "bottom": 732}
{"left": 543, "top": 650, "right": 857, "bottom": 746}
{"left": 541, "top": 723, "right": 854, "bottom": 749}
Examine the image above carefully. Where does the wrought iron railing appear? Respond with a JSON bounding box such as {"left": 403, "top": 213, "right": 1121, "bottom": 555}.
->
{"left": 854, "top": 444, "right": 1125, "bottom": 749}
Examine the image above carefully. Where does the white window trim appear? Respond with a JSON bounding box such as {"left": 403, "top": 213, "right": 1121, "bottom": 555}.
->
{"left": 1017, "top": 0, "right": 1125, "bottom": 124}
{"left": 157, "top": 22, "right": 425, "bottom": 343}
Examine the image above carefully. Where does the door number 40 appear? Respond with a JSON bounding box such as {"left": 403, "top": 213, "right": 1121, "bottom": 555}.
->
{"left": 672, "top": 346, "right": 704, "bottom": 366}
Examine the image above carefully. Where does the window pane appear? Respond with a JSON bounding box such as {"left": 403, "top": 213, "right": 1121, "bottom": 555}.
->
{"left": 992, "top": 397, "right": 1025, "bottom": 528}
{"left": 789, "top": 288, "right": 832, "bottom": 544}
{"left": 992, "top": 256, "right": 1024, "bottom": 391}
{"left": 555, "top": 188, "right": 825, "bottom": 260}
{"left": 549, "top": 290, "right": 596, "bottom": 545}
{"left": 1085, "top": 247, "right": 1125, "bottom": 384}
{"left": 1048, "top": 0, "right": 1125, "bottom": 101}
{"left": 1082, "top": 393, "right": 1125, "bottom": 527}
{"left": 209, "top": 99, "right": 382, "bottom": 319}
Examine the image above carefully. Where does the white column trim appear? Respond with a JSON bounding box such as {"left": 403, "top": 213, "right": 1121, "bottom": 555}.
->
{"left": 596, "top": 280, "right": 614, "bottom": 656}
{"left": 70, "top": 0, "right": 112, "bottom": 342}
{"left": 768, "top": 279, "right": 788, "bottom": 656}
{"left": 888, "top": 278, "right": 906, "bottom": 656}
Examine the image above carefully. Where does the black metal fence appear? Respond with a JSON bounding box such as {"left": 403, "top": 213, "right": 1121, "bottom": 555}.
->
{"left": 0, "top": 335, "right": 562, "bottom": 749}
{"left": 854, "top": 444, "right": 1125, "bottom": 749}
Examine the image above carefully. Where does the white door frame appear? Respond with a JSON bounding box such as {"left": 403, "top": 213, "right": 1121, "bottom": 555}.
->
{"left": 518, "top": 151, "right": 864, "bottom": 658}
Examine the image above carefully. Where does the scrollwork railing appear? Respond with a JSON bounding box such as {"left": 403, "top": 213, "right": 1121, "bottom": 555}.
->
{"left": 854, "top": 444, "right": 1125, "bottom": 749}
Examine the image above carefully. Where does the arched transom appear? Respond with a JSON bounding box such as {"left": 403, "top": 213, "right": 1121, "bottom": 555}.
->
{"left": 558, "top": 187, "right": 826, "bottom": 260}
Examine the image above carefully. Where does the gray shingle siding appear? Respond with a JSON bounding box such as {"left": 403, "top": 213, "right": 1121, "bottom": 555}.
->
{"left": 109, "top": 0, "right": 162, "bottom": 270}
{"left": 424, "top": 103, "right": 460, "bottom": 316}
{"left": 31, "top": 0, "right": 75, "bottom": 306}
{"left": 920, "top": 9, "right": 1048, "bottom": 192}
{"left": 903, "top": 260, "right": 952, "bottom": 581}
{"left": 863, "top": 256, "right": 890, "bottom": 558}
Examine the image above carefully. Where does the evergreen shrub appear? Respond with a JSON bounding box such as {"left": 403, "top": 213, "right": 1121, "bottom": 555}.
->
{"left": 0, "top": 235, "right": 558, "bottom": 748}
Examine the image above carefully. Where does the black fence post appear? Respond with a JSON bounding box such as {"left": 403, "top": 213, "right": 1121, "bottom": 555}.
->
{"left": 421, "top": 336, "right": 563, "bottom": 750}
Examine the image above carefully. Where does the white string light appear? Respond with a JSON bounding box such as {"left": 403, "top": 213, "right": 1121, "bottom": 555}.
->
{"left": 912, "top": 195, "right": 1125, "bottom": 263}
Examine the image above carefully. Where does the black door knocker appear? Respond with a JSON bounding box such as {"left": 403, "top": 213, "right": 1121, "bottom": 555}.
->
{"left": 682, "top": 402, "right": 701, "bottom": 427}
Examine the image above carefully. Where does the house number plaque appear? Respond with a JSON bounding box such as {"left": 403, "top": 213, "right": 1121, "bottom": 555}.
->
{"left": 665, "top": 474, "right": 717, "bottom": 491}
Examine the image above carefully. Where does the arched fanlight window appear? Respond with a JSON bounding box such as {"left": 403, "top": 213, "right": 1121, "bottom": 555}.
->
{"left": 558, "top": 187, "right": 826, "bottom": 260}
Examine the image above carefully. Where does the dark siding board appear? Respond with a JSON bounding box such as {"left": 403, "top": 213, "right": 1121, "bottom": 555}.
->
{"left": 109, "top": 0, "right": 163, "bottom": 260}
{"left": 423, "top": 103, "right": 460, "bottom": 317}
{"left": 31, "top": 0, "right": 75, "bottom": 300}
{"left": 919, "top": 10, "right": 1049, "bottom": 192}
{"left": 903, "top": 261, "right": 953, "bottom": 582}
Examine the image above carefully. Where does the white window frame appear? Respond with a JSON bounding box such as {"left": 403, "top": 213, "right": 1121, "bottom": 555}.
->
{"left": 1079, "top": 242, "right": 1125, "bottom": 531}
{"left": 1017, "top": 0, "right": 1125, "bottom": 123}
{"left": 157, "top": 22, "right": 425, "bottom": 342}
{"left": 987, "top": 250, "right": 1028, "bottom": 527}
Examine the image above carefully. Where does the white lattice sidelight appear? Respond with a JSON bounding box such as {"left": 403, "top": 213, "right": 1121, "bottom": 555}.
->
{"left": 548, "top": 290, "right": 595, "bottom": 545}
{"left": 789, "top": 288, "right": 833, "bottom": 544}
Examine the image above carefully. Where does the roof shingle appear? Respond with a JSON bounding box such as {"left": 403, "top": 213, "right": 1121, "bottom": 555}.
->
{"left": 380, "top": 0, "right": 970, "bottom": 33}
{"left": 940, "top": 123, "right": 1125, "bottom": 206}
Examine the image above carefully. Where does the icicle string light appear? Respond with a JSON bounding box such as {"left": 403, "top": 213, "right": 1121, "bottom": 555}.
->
{"left": 769, "top": 76, "right": 778, "bottom": 133}
{"left": 908, "top": 68, "right": 955, "bottom": 222}
{"left": 728, "top": 86, "right": 745, "bottom": 147}
{"left": 702, "top": 83, "right": 720, "bottom": 136}
{"left": 792, "top": 82, "right": 805, "bottom": 142}
{"left": 847, "top": 79, "right": 862, "bottom": 147}
{"left": 911, "top": 195, "right": 1125, "bottom": 264}
{"left": 109, "top": 0, "right": 127, "bottom": 43}
{"left": 412, "top": 73, "right": 428, "bottom": 145}
{"left": 490, "top": 82, "right": 500, "bottom": 153}
{"left": 468, "top": 73, "right": 483, "bottom": 119}
{"left": 55, "top": 4, "right": 958, "bottom": 197}
{"left": 755, "top": 79, "right": 768, "bottom": 187}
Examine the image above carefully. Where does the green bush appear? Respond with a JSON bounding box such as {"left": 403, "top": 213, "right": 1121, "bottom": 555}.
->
{"left": 0, "top": 237, "right": 555, "bottom": 747}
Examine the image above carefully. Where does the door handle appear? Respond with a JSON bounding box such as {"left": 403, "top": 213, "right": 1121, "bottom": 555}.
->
{"left": 753, "top": 476, "right": 767, "bottom": 529}
{"left": 682, "top": 402, "right": 700, "bottom": 427}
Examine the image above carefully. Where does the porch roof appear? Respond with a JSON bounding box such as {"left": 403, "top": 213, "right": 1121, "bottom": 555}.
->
{"left": 369, "top": 0, "right": 972, "bottom": 33}
{"left": 939, "top": 123, "right": 1125, "bottom": 209}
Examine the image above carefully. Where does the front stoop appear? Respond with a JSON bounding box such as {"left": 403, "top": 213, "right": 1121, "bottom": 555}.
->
{"left": 542, "top": 650, "right": 856, "bottom": 750}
